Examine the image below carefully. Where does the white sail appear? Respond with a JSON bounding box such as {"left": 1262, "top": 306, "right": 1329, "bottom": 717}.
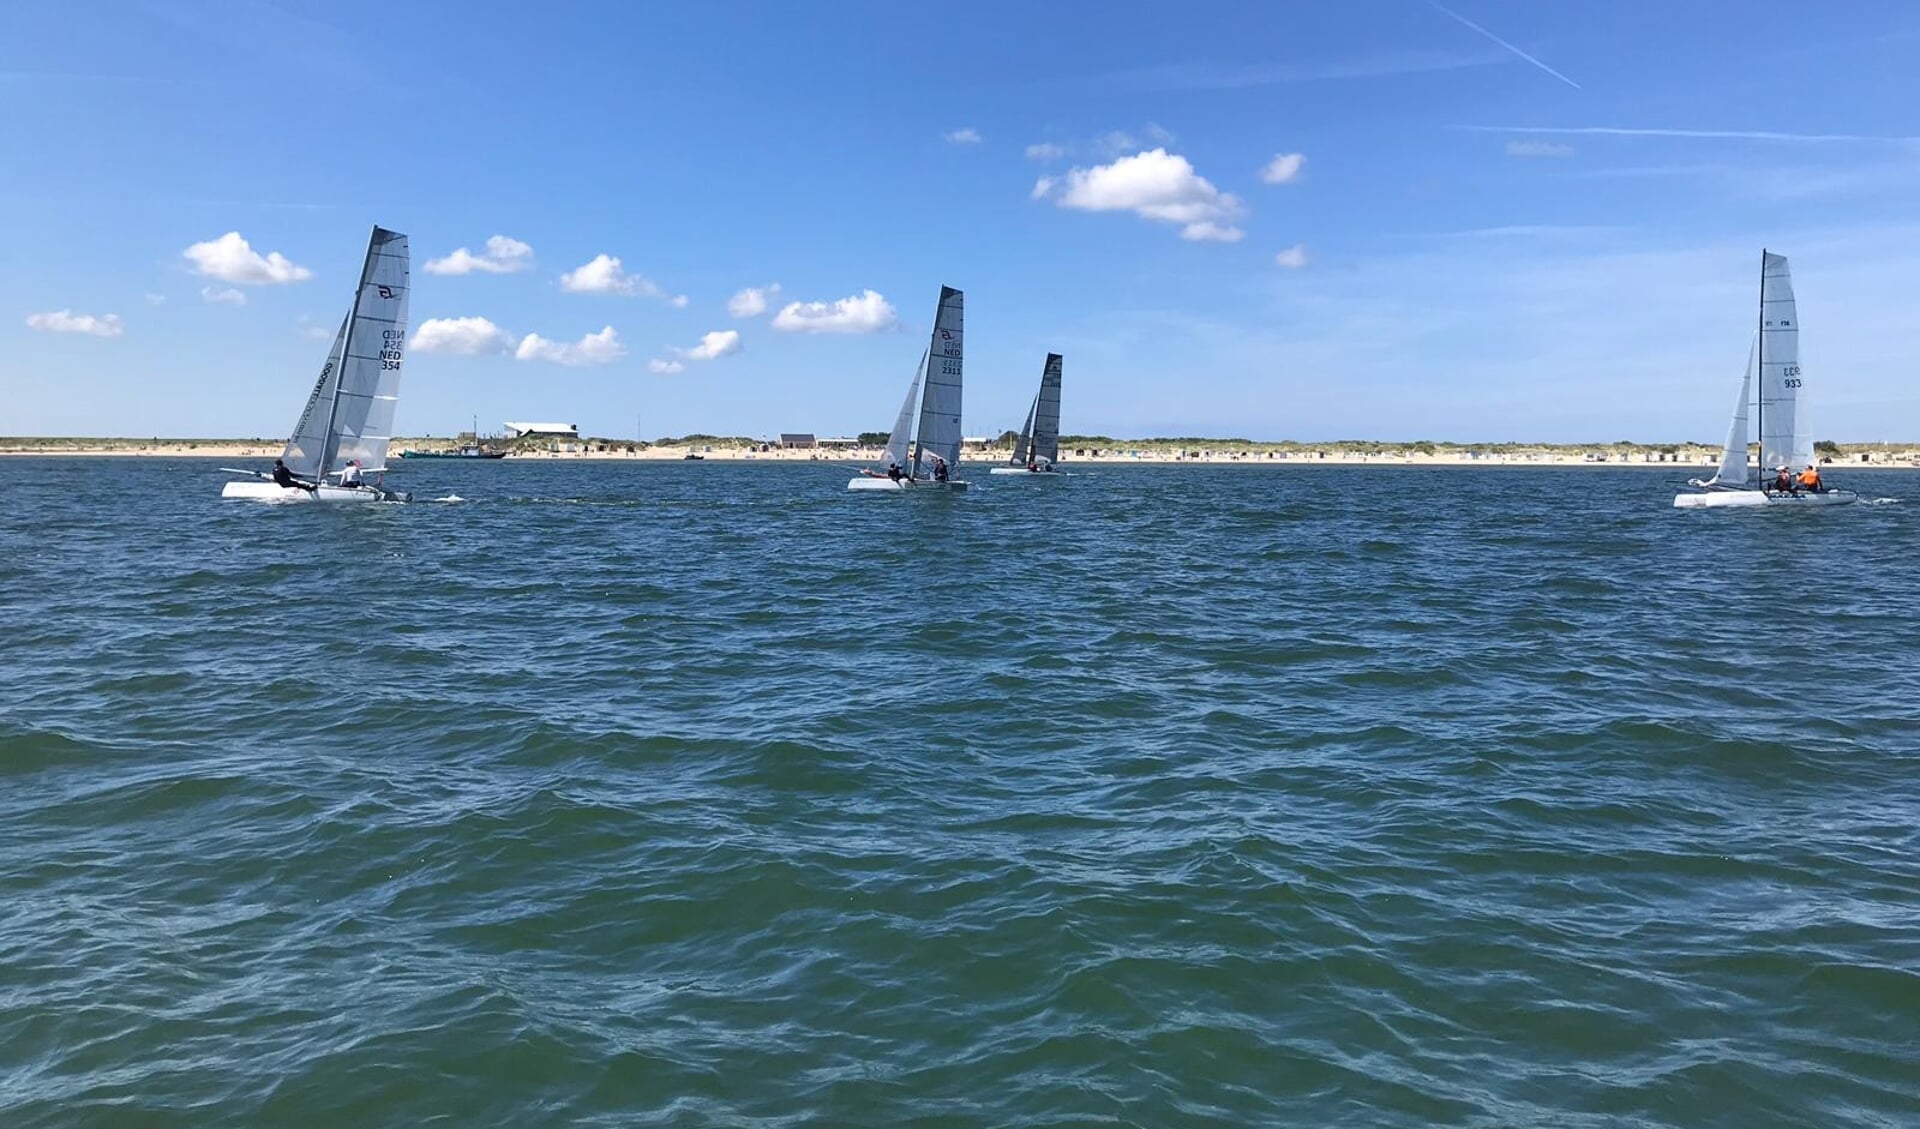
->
{"left": 1032, "top": 352, "right": 1063, "bottom": 465}
{"left": 281, "top": 315, "right": 350, "bottom": 479}
{"left": 1757, "top": 250, "right": 1804, "bottom": 473}
{"left": 313, "top": 226, "right": 410, "bottom": 477}
{"left": 911, "top": 286, "right": 964, "bottom": 477}
{"left": 1010, "top": 393, "right": 1037, "bottom": 464}
{"left": 879, "top": 349, "right": 926, "bottom": 469}
{"left": 1701, "top": 337, "right": 1755, "bottom": 488}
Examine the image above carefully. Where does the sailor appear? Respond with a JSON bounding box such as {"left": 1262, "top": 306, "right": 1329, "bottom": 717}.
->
{"left": 339, "top": 459, "right": 363, "bottom": 488}
{"left": 1027, "top": 459, "right": 1038, "bottom": 472}
{"left": 1798, "top": 464, "right": 1822, "bottom": 493}
{"left": 887, "top": 462, "right": 904, "bottom": 482}
{"left": 272, "top": 459, "right": 317, "bottom": 494}
{"left": 931, "top": 454, "right": 949, "bottom": 482}
{"left": 1770, "top": 467, "right": 1795, "bottom": 494}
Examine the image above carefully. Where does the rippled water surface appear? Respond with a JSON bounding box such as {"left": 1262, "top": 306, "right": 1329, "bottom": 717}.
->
{"left": 3, "top": 457, "right": 1917, "bottom": 1127}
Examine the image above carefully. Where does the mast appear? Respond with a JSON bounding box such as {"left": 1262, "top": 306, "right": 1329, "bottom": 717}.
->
{"left": 1754, "top": 248, "right": 1765, "bottom": 488}
{"left": 315, "top": 226, "right": 375, "bottom": 482}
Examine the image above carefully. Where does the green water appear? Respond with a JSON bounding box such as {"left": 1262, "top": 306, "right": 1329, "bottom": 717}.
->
{"left": 2, "top": 458, "right": 1916, "bottom": 1126}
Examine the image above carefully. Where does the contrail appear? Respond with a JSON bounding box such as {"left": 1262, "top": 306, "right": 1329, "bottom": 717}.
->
{"left": 1459, "top": 125, "right": 1920, "bottom": 143}
{"left": 1425, "top": 0, "right": 1581, "bottom": 89}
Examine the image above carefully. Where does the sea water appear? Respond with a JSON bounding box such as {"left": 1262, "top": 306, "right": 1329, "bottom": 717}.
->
{"left": 2, "top": 458, "right": 1916, "bottom": 1127}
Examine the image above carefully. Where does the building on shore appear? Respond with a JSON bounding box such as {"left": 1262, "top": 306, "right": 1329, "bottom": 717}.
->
{"left": 503, "top": 422, "right": 580, "bottom": 439}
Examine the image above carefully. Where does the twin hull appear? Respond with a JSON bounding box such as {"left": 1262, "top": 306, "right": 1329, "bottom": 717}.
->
{"left": 846, "top": 477, "right": 969, "bottom": 493}
{"left": 1672, "top": 489, "right": 1858, "bottom": 509}
{"left": 221, "top": 480, "right": 398, "bottom": 503}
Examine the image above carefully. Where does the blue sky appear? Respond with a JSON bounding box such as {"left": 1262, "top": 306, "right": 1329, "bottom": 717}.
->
{"left": 6, "top": 0, "right": 1920, "bottom": 442}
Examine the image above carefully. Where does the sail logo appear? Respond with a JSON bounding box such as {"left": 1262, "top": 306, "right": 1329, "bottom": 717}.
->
{"left": 377, "top": 285, "right": 396, "bottom": 299}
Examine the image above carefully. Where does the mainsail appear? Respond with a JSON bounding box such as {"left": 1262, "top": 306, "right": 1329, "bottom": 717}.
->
{"left": 1031, "top": 352, "right": 1063, "bottom": 465}
{"left": 282, "top": 226, "right": 411, "bottom": 479}
{"left": 911, "top": 286, "right": 964, "bottom": 477}
{"left": 1701, "top": 337, "right": 1755, "bottom": 488}
{"left": 1756, "top": 250, "right": 1806, "bottom": 473}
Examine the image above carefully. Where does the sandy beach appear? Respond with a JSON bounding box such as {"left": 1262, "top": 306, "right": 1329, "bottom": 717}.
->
{"left": 6, "top": 437, "right": 1918, "bottom": 469}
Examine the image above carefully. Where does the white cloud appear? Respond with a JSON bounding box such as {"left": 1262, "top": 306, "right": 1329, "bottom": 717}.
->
{"left": 671, "top": 294, "right": 689, "bottom": 308}
{"left": 514, "top": 325, "right": 625, "bottom": 366}
{"left": 144, "top": 292, "right": 166, "bottom": 305}
{"left": 1025, "top": 142, "right": 1066, "bottom": 162}
{"left": 25, "top": 310, "right": 123, "bottom": 337}
{"left": 1035, "top": 148, "right": 1248, "bottom": 242}
{"left": 771, "top": 289, "right": 899, "bottom": 334}
{"left": 182, "top": 231, "right": 313, "bottom": 285}
{"left": 1506, "top": 140, "right": 1575, "bottom": 158}
{"left": 558, "top": 253, "right": 679, "bottom": 303}
{"left": 423, "top": 235, "right": 535, "bottom": 275}
{"left": 1260, "top": 152, "right": 1307, "bottom": 184}
{"left": 1275, "top": 244, "right": 1311, "bottom": 269}
{"left": 1181, "top": 222, "right": 1245, "bottom": 243}
{"left": 672, "top": 329, "right": 742, "bottom": 362}
{"left": 727, "top": 283, "right": 782, "bottom": 318}
{"left": 201, "top": 286, "right": 247, "bottom": 305}
{"left": 296, "top": 316, "right": 334, "bottom": 340}
{"left": 413, "top": 316, "right": 515, "bottom": 355}
{"left": 648, "top": 358, "right": 685, "bottom": 374}
{"left": 945, "top": 127, "right": 983, "bottom": 144}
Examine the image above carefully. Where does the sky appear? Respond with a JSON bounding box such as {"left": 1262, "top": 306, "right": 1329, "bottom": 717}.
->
{"left": 5, "top": 0, "right": 1920, "bottom": 443}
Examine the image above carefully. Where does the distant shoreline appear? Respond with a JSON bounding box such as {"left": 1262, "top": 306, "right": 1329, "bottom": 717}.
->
{"left": 5, "top": 437, "right": 1918, "bottom": 469}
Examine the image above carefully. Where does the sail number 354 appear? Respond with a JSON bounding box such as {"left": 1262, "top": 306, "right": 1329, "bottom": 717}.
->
{"left": 381, "top": 329, "right": 405, "bottom": 371}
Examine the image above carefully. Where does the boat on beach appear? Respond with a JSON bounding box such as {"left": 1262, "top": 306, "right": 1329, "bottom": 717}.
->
{"left": 989, "top": 352, "right": 1064, "bottom": 476}
{"left": 849, "top": 285, "right": 968, "bottom": 493}
{"left": 1674, "top": 250, "right": 1855, "bottom": 509}
{"left": 222, "top": 225, "right": 413, "bottom": 503}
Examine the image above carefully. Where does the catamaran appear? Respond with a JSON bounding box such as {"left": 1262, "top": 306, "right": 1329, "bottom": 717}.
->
{"left": 848, "top": 285, "right": 968, "bottom": 493}
{"left": 222, "top": 225, "right": 413, "bottom": 503}
{"left": 990, "top": 353, "right": 1064, "bottom": 476}
{"left": 1674, "top": 250, "right": 1855, "bottom": 509}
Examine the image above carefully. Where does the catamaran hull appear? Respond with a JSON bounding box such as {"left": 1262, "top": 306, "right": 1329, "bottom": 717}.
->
{"left": 988, "top": 467, "right": 1062, "bottom": 476}
{"left": 846, "top": 477, "right": 969, "bottom": 493}
{"left": 221, "top": 481, "right": 405, "bottom": 503}
{"left": 1673, "top": 489, "right": 1857, "bottom": 509}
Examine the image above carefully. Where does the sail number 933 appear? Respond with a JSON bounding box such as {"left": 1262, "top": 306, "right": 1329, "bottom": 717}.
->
{"left": 1783, "top": 364, "right": 1801, "bottom": 388}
